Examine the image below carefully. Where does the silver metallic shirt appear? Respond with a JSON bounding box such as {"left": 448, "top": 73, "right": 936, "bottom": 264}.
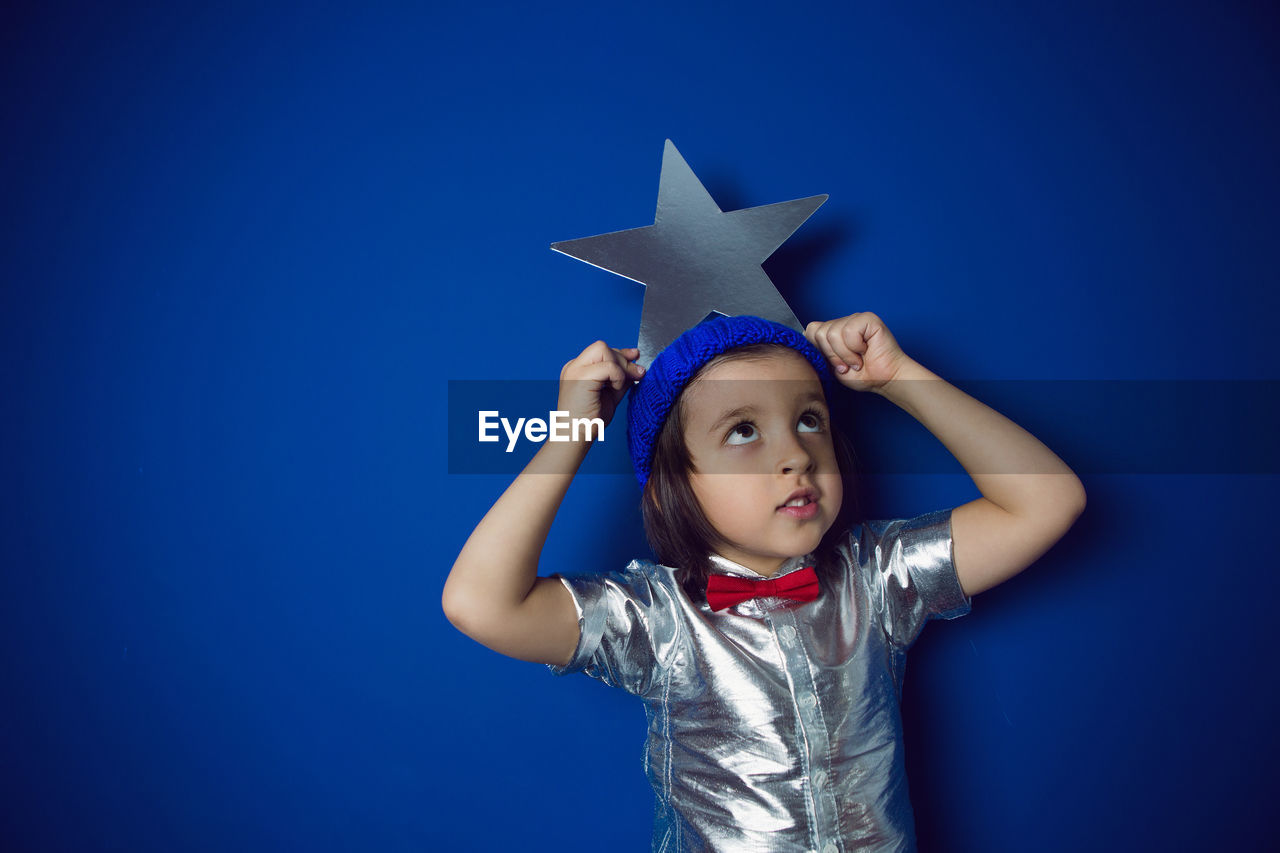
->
{"left": 548, "top": 508, "right": 971, "bottom": 852}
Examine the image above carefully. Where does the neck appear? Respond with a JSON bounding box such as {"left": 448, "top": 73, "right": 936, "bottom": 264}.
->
{"left": 708, "top": 552, "right": 803, "bottom": 578}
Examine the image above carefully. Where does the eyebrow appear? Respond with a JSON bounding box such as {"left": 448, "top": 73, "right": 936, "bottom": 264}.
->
{"left": 707, "top": 405, "right": 756, "bottom": 436}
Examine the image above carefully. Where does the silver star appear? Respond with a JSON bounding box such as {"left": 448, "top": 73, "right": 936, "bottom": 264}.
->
{"left": 551, "top": 140, "right": 827, "bottom": 367}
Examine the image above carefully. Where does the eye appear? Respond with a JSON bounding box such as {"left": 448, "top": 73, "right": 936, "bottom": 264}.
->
{"left": 725, "top": 422, "right": 759, "bottom": 445}
{"left": 798, "top": 410, "right": 824, "bottom": 433}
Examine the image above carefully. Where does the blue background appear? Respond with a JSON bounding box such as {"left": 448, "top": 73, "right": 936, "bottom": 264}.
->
{"left": 3, "top": 1, "right": 1278, "bottom": 850}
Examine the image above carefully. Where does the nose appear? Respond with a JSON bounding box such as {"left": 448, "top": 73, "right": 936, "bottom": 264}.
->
{"left": 777, "top": 432, "right": 814, "bottom": 476}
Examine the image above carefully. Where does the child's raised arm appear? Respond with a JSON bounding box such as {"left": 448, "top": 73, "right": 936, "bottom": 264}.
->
{"left": 807, "top": 313, "right": 1087, "bottom": 598}
{"left": 442, "top": 342, "right": 644, "bottom": 666}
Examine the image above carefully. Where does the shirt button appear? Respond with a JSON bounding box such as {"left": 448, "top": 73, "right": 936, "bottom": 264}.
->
{"left": 800, "top": 693, "right": 817, "bottom": 709}
{"left": 813, "top": 769, "right": 827, "bottom": 788}
{"left": 778, "top": 625, "right": 797, "bottom": 642}
{"left": 823, "top": 842, "right": 838, "bottom": 853}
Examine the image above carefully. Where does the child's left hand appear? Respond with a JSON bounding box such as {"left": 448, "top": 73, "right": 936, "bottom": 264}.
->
{"left": 805, "top": 312, "right": 911, "bottom": 394}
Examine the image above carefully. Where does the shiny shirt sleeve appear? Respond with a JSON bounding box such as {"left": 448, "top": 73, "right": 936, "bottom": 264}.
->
{"left": 543, "top": 561, "right": 679, "bottom": 698}
{"left": 862, "top": 507, "right": 972, "bottom": 648}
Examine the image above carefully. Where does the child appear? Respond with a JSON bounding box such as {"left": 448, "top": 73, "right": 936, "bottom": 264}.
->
{"left": 443, "top": 312, "right": 1086, "bottom": 852}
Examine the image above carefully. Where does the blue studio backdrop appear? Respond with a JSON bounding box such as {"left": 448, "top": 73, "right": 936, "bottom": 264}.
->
{"left": 3, "top": 1, "right": 1278, "bottom": 851}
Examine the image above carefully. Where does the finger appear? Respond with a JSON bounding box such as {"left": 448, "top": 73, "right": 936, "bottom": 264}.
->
{"left": 804, "top": 320, "right": 825, "bottom": 348}
{"left": 564, "top": 345, "right": 636, "bottom": 388}
{"left": 608, "top": 346, "right": 646, "bottom": 382}
{"left": 608, "top": 361, "right": 630, "bottom": 392}
{"left": 583, "top": 339, "right": 613, "bottom": 364}
{"left": 583, "top": 359, "right": 627, "bottom": 392}
{"left": 828, "top": 320, "right": 866, "bottom": 372}
{"left": 846, "top": 316, "right": 879, "bottom": 371}
{"left": 813, "top": 322, "right": 851, "bottom": 374}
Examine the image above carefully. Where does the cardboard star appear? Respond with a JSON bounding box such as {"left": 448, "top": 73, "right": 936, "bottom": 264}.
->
{"left": 551, "top": 140, "right": 827, "bottom": 367}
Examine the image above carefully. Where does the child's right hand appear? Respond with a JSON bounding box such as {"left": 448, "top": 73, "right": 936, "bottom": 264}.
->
{"left": 557, "top": 342, "right": 645, "bottom": 432}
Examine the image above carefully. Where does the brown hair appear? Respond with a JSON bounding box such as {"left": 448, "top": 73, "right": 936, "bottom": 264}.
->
{"left": 640, "top": 345, "right": 861, "bottom": 603}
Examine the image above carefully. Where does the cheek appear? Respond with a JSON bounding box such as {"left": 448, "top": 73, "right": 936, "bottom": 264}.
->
{"left": 691, "top": 476, "right": 756, "bottom": 531}
{"left": 688, "top": 475, "right": 716, "bottom": 519}
{"left": 823, "top": 473, "right": 844, "bottom": 515}
{"left": 815, "top": 441, "right": 843, "bottom": 510}
{"left": 693, "top": 476, "right": 738, "bottom": 515}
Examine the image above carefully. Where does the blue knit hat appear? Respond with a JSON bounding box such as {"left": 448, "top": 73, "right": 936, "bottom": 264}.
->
{"left": 626, "top": 315, "right": 833, "bottom": 485}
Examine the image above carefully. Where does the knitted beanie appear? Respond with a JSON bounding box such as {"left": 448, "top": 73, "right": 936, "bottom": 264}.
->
{"left": 626, "top": 315, "right": 833, "bottom": 486}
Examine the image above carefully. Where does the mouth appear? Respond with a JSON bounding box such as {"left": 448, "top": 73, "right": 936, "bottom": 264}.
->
{"left": 777, "top": 488, "right": 820, "bottom": 519}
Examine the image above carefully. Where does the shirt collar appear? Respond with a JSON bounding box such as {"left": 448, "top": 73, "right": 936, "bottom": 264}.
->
{"left": 706, "top": 552, "right": 814, "bottom": 580}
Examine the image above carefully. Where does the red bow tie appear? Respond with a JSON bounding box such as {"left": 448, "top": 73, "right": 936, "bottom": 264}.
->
{"left": 706, "top": 565, "right": 820, "bottom": 612}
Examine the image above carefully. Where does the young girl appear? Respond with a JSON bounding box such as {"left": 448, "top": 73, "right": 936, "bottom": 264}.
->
{"left": 443, "top": 312, "right": 1085, "bottom": 852}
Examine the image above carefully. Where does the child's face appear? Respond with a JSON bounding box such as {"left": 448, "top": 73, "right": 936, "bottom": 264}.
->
{"left": 680, "top": 348, "right": 843, "bottom": 577}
